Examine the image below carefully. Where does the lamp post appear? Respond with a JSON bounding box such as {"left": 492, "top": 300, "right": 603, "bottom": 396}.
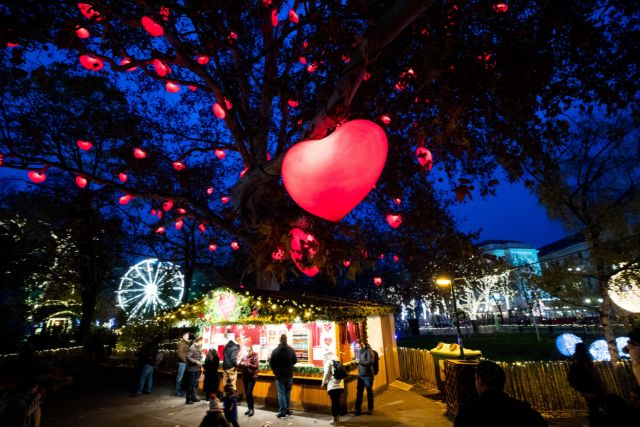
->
{"left": 436, "top": 277, "right": 464, "bottom": 357}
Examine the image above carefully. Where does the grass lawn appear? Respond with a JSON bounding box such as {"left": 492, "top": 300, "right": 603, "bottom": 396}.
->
{"left": 397, "top": 330, "right": 612, "bottom": 362}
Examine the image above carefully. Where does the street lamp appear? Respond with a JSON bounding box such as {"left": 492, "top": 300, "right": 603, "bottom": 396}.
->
{"left": 436, "top": 277, "right": 465, "bottom": 357}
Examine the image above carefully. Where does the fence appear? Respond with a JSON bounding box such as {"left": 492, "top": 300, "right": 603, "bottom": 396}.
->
{"left": 397, "top": 347, "right": 636, "bottom": 413}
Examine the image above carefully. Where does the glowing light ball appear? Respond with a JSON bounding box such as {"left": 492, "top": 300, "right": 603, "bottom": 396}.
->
{"left": 175, "top": 219, "right": 183, "bottom": 230}
{"left": 493, "top": 3, "right": 509, "bottom": 13}
{"left": 28, "top": 171, "right": 46, "bottom": 183}
{"left": 172, "top": 160, "right": 185, "bottom": 170}
{"left": 282, "top": 120, "right": 388, "bottom": 221}
{"left": 133, "top": 148, "right": 147, "bottom": 159}
{"left": 589, "top": 339, "right": 611, "bottom": 361}
{"left": 213, "top": 102, "right": 226, "bottom": 119}
{"left": 343, "top": 260, "right": 351, "bottom": 268}
{"left": 221, "top": 196, "right": 229, "bottom": 204}
{"left": 75, "top": 176, "right": 88, "bottom": 188}
{"left": 118, "top": 172, "right": 128, "bottom": 183}
{"left": 215, "top": 149, "right": 226, "bottom": 159}
{"left": 163, "top": 200, "right": 173, "bottom": 211}
{"left": 230, "top": 241, "right": 240, "bottom": 250}
{"left": 155, "top": 226, "right": 165, "bottom": 234}
{"left": 386, "top": 214, "right": 402, "bottom": 229}
{"left": 209, "top": 243, "right": 217, "bottom": 252}
{"left": 555, "top": 333, "right": 582, "bottom": 357}
{"left": 153, "top": 59, "right": 169, "bottom": 76}
{"left": 79, "top": 55, "right": 103, "bottom": 71}
{"left": 196, "top": 55, "right": 209, "bottom": 65}
{"left": 616, "top": 337, "right": 631, "bottom": 359}
{"left": 76, "top": 27, "right": 90, "bottom": 38}
{"left": 416, "top": 147, "right": 433, "bottom": 170}
{"left": 166, "top": 82, "right": 180, "bottom": 93}
{"left": 380, "top": 115, "right": 391, "bottom": 125}
{"left": 288, "top": 10, "right": 299, "bottom": 24}
{"left": 289, "top": 228, "right": 320, "bottom": 277}
{"left": 374, "top": 277, "right": 382, "bottom": 286}
{"left": 119, "top": 194, "right": 131, "bottom": 205}
{"left": 142, "top": 16, "right": 164, "bottom": 37}
{"left": 608, "top": 269, "right": 640, "bottom": 313}
{"left": 76, "top": 140, "right": 92, "bottom": 150}
{"left": 78, "top": 3, "right": 101, "bottom": 21}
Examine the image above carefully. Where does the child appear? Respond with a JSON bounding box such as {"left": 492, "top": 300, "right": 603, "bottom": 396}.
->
{"left": 198, "top": 395, "right": 231, "bottom": 427}
{"left": 221, "top": 383, "right": 239, "bottom": 427}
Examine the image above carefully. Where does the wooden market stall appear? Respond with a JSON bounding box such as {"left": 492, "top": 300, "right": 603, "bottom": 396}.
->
{"left": 157, "top": 287, "right": 399, "bottom": 414}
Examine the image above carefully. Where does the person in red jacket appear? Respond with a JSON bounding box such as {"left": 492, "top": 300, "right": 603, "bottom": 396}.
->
{"left": 238, "top": 341, "right": 259, "bottom": 417}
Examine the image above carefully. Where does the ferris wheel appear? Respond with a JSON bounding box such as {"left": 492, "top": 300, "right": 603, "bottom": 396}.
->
{"left": 117, "top": 259, "right": 185, "bottom": 320}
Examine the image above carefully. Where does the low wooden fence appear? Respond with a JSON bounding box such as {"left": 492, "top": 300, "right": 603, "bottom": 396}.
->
{"left": 397, "top": 347, "right": 636, "bottom": 413}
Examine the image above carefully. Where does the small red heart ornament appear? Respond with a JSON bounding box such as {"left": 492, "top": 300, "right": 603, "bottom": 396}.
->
{"left": 282, "top": 120, "right": 387, "bottom": 221}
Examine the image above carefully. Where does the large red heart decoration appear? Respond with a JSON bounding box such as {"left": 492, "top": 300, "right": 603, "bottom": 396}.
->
{"left": 218, "top": 293, "right": 237, "bottom": 319}
{"left": 282, "top": 120, "right": 388, "bottom": 221}
{"left": 289, "top": 227, "right": 320, "bottom": 277}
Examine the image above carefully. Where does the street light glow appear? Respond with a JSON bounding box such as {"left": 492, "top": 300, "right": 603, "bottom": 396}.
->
{"left": 436, "top": 277, "right": 452, "bottom": 286}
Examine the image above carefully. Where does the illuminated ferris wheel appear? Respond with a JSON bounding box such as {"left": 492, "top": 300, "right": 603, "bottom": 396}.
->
{"left": 117, "top": 259, "right": 185, "bottom": 320}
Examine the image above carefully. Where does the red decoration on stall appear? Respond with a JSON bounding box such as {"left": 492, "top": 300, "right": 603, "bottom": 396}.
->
{"left": 28, "top": 171, "right": 46, "bottom": 183}
{"left": 119, "top": 194, "right": 131, "bottom": 205}
{"left": 118, "top": 172, "right": 128, "bottom": 183}
{"left": 289, "top": 228, "right": 320, "bottom": 277}
{"left": 215, "top": 149, "right": 226, "bottom": 159}
{"left": 493, "top": 3, "right": 509, "bottom": 13}
{"left": 271, "top": 9, "right": 279, "bottom": 27}
{"left": 76, "top": 27, "right": 90, "bottom": 38}
{"left": 142, "top": 16, "right": 164, "bottom": 37}
{"left": 76, "top": 140, "right": 92, "bottom": 151}
{"left": 282, "top": 119, "right": 388, "bottom": 221}
{"left": 79, "top": 55, "right": 103, "bottom": 71}
{"left": 75, "top": 176, "right": 88, "bottom": 188}
{"left": 196, "top": 55, "right": 209, "bottom": 65}
{"left": 213, "top": 102, "right": 226, "bottom": 119}
{"left": 78, "top": 3, "right": 102, "bottom": 21}
{"left": 373, "top": 277, "right": 382, "bottom": 286}
{"left": 221, "top": 196, "right": 230, "bottom": 204}
{"left": 153, "top": 59, "right": 170, "bottom": 76}
{"left": 386, "top": 214, "right": 402, "bottom": 229}
{"left": 163, "top": 200, "right": 173, "bottom": 211}
{"left": 175, "top": 219, "right": 184, "bottom": 230}
{"left": 230, "top": 241, "right": 240, "bottom": 250}
{"left": 416, "top": 146, "right": 433, "bottom": 170}
{"left": 288, "top": 10, "right": 299, "bottom": 24}
{"left": 343, "top": 260, "right": 351, "bottom": 268}
{"left": 166, "top": 82, "right": 180, "bottom": 93}
{"left": 133, "top": 148, "right": 147, "bottom": 159}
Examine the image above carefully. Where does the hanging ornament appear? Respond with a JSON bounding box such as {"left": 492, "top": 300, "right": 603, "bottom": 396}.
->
{"left": 215, "top": 149, "right": 226, "bottom": 159}
{"left": 343, "top": 260, "right": 351, "bottom": 268}
{"left": 288, "top": 10, "right": 299, "bottom": 24}
{"left": 608, "top": 270, "right": 640, "bottom": 313}
{"left": 75, "top": 26, "right": 90, "bottom": 39}
{"left": 118, "top": 172, "right": 128, "bottom": 183}
{"left": 142, "top": 16, "right": 164, "bottom": 37}
{"left": 159, "top": 6, "right": 170, "bottom": 21}
{"left": 289, "top": 228, "right": 320, "bottom": 277}
{"left": 165, "top": 82, "right": 180, "bottom": 93}
{"left": 282, "top": 120, "right": 388, "bottom": 221}
{"left": 172, "top": 160, "right": 186, "bottom": 170}
{"left": 133, "top": 148, "right": 147, "bottom": 159}
{"left": 307, "top": 62, "right": 318, "bottom": 73}
{"left": 155, "top": 226, "right": 165, "bottom": 234}
{"left": 379, "top": 115, "right": 391, "bottom": 125}
{"left": 163, "top": 200, "right": 173, "bottom": 211}
{"left": 239, "top": 166, "right": 249, "bottom": 178}
{"left": 415, "top": 146, "right": 433, "bottom": 170}
{"left": 386, "top": 214, "right": 403, "bottom": 229}
{"left": 196, "top": 54, "right": 209, "bottom": 65}
{"left": 177, "top": 208, "right": 187, "bottom": 215}
{"left": 198, "top": 223, "right": 206, "bottom": 233}
{"left": 271, "top": 9, "right": 278, "bottom": 27}
{"left": 272, "top": 247, "right": 286, "bottom": 261}
{"left": 373, "top": 277, "right": 382, "bottom": 286}
{"left": 120, "top": 58, "right": 137, "bottom": 71}
{"left": 78, "top": 3, "right": 102, "bottom": 21}
{"left": 208, "top": 242, "right": 218, "bottom": 252}
{"left": 393, "top": 255, "right": 400, "bottom": 262}
{"left": 287, "top": 99, "right": 299, "bottom": 108}
{"left": 188, "top": 85, "right": 197, "bottom": 91}
{"left": 393, "top": 198, "right": 402, "bottom": 205}
{"left": 493, "top": 3, "right": 509, "bottom": 13}
{"left": 79, "top": 54, "right": 103, "bottom": 71}
{"left": 28, "top": 171, "right": 46, "bottom": 183}
{"left": 76, "top": 140, "right": 92, "bottom": 151}
{"left": 213, "top": 102, "right": 226, "bottom": 119}
{"left": 221, "top": 196, "right": 230, "bottom": 204}
{"left": 153, "top": 59, "right": 170, "bottom": 76}
{"left": 75, "top": 176, "right": 88, "bottom": 188}
{"left": 119, "top": 194, "right": 131, "bottom": 205}
{"left": 207, "top": 186, "right": 214, "bottom": 195}
{"left": 379, "top": 253, "right": 385, "bottom": 260}
{"left": 230, "top": 241, "right": 240, "bottom": 250}
{"left": 175, "top": 219, "right": 184, "bottom": 230}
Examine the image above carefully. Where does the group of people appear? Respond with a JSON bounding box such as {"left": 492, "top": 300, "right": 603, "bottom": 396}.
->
{"left": 170, "top": 331, "right": 377, "bottom": 426}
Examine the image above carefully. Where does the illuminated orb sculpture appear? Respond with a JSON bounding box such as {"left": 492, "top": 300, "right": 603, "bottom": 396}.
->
{"left": 117, "top": 259, "right": 184, "bottom": 320}
{"left": 608, "top": 269, "right": 640, "bottom": 313}
{"left": 616, "top": 337, "right": 631, "bottom": 359}
{"left": 555, "top": 333, "right": 583, "bottom": 357}
{"left": 589, "top": 339, "right": 611, "bottom": 361}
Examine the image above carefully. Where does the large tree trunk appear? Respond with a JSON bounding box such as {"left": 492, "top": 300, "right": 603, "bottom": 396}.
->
{"left": 78, "top": 275, "right": 97, "bottom": 346}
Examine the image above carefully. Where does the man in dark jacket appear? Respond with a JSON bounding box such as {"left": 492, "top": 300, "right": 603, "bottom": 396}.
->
{"left": 175, "top": 331, "right": 190, "bottom": 396}
{"left": 222, "top": 331, "right": 240, "bottom": 392}
{"left": 269, "top": 334, "right": 298, "bottom": 419}
{"left": 455, "top": 360, "right": 547, "bottom": 427}
{"left": 354, "top": 339, "right": 374, "bottom": 415}
{"left": 185, "top": 335, "right": 204, "bottom": 404}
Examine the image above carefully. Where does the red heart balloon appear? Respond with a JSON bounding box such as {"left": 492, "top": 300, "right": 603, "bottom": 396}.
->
{"left": 142, "top": 16, "right": 164, "bottom": 37}
{"left": 282, "top": 120, "right": 388, "bottom": 221}
{"left": 386, "top": 214, "right": 402, "bottom": 229}
{"left": 79, "top": 54, "right": 103, "bottom": 71}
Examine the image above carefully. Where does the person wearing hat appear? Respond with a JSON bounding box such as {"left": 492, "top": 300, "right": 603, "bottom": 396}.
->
{"left": 198, "top": 395, "right": 231, "bottom": 427}
{"left": 455, "top": 360, "right": 547, "bottom": 427}
{"left": 623, "top": 329, "right": 640, "bottom": 386}
{"left": 185, "top": 335, "right": 204, "bottom": 404}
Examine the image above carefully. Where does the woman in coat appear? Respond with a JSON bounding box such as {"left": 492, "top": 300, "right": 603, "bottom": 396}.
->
{"left": 238, "top": 342, "right": 259, "bottom": 416}
{"left": 204, "top": 348, "right": 221, "bottom": 401}
{"left": 321, "top": 350, "right": 345, "bottom": 426}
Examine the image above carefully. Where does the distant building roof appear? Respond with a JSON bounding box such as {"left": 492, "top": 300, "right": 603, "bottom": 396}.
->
{"left": 537, "top": 233, "right": 585, "bottom": 257}
{"left": 477, "top": 240, "right": 536, "bottom": 251}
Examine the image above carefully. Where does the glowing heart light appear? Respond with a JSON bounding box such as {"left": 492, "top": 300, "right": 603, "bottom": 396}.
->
{"left": 155, "top": 226, "right": 165, "bottom": 234}
{"left": 177, "top": 208, "right": 187, "bottom": 215}
{"left": 416, "top": 146, "right": 433, "bottom": 170}
{"left": 28, "top": 171, "right": 46, "bottom": 183}
{"left": 493, "top": 3, "right": 509, "bottom": 13}
{"left": 221, "top": 196, "right": 229, "bottom": 204}
{"left": 163, "top": 200, "right": 173, "bottom": 211}
{"left": 288, "top": 10, "right": 299, "bottom": 24}
{"left": 119, "top": 194, "right": 131, "bottom": 205}
{"left": 386, "top": 214, "right": 402, "bottom": 229}
{"left": 213, "top": 103, "right": 226, "bottom": 119}
{"left": 393, "top": 198, "right": 402, "bottom": 205}
{"left": 380, "top": 115, "right": 391, "bottom": 125}
{"left": 230, "top": 241, "right": 240, "bottom": 250}
{"left": 373, "top": 277, "right": 382, "bottom": 287}
{"left": 289, "top": 228, "right": 320, "bottom": 277}
{"left": 153, "top": 59, "right": 170, "bottom": 76}
{"left": 76, "top": 27, "right": 90, "bottom": 38}
{"left": 208, "top": 243, "right": 217, "bottom": 252}
{"left": 207, "top": 186, "right": 214, "bottom": 195}
{"left": 271, "top": 10, "right": 278, "bottom": 26}
{"left": 215, "top": 149, "right": 226, "bottom": 159}
{"left": 198, "top": 224, "right": 206, "bottom": 233}
{"left": 166, "top": 82, "right": 180, "bottom": 93}
{"left": 76, "top": 140, "right": 92, "bottom": 151}
{"left": 118, "top": 172, "right": 128, "bottom": 183}
{"left": 172, "top": 160, "right": 185, "bottom": 170}
{"left": 343, "top": 260, "right": 351, "bottom": 268}
{"left": 282, "top": 119, "right": 388, "bottom": 221}
{"left": 79, "top": 55, "right": 103, "bottom": 71}
{"left": 175, "top": 219, "right": 184, "bottom": 230}
{"left": 78, "top": 3, "right": 102, "bottom": 21}
{"left": 75, "top": 176, "right": 88, "bottom": 188}
{"left": 272, "top": 247, "right": 286, "bottom": 261}
{"left": 196, "top": 55, "right": 209, "bottom": 65}
{"left": 133, "top": 148, "right": 147, "bottom": 159}
{"left": 142, "top": 16, "right": 164, "bottom": 37}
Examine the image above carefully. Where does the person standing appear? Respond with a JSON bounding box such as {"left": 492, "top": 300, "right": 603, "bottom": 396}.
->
{"left": 623, "top": 329, "right": 640, "bottom": 386}
{"left": 175, "top": 332, "right": 191, "bottom": 396}
{"left": 269, "top": 334, "right": 298, "bottom": 419}
{"left": 135, "top": 335, "right": 159, "bottom": 395}
{"left": 321, "top": 350, "right": 344, "bottom": 426}
{"left": 0, "top": 376, "right": 42, "bottom": 427}
{"left": 185, "top": 335, "right": 204, "bottom": 404}
{"left": 354, "top": 339, "right": 374, "bottom": 415}
{"left": 222, "top": 331, "right": 240, "bottom": 392}
{"left": 568, "top": 342, "right": 606, "bottom": 426}
{"left": 204, "top": 347, "right": 221, "bottom": 401}
{"left": 455, "top": 361, "right": 547, "bottom": 427}
{"left": 238, "top": 342, "right": 259, "bottom": 417}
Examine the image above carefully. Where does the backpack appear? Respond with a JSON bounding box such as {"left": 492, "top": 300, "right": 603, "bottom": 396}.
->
{"left": 371, "top": 349, "right": 379, "bottom": 376}
{"left": 332, "top": 360, "right": 348, "bottom": 380}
